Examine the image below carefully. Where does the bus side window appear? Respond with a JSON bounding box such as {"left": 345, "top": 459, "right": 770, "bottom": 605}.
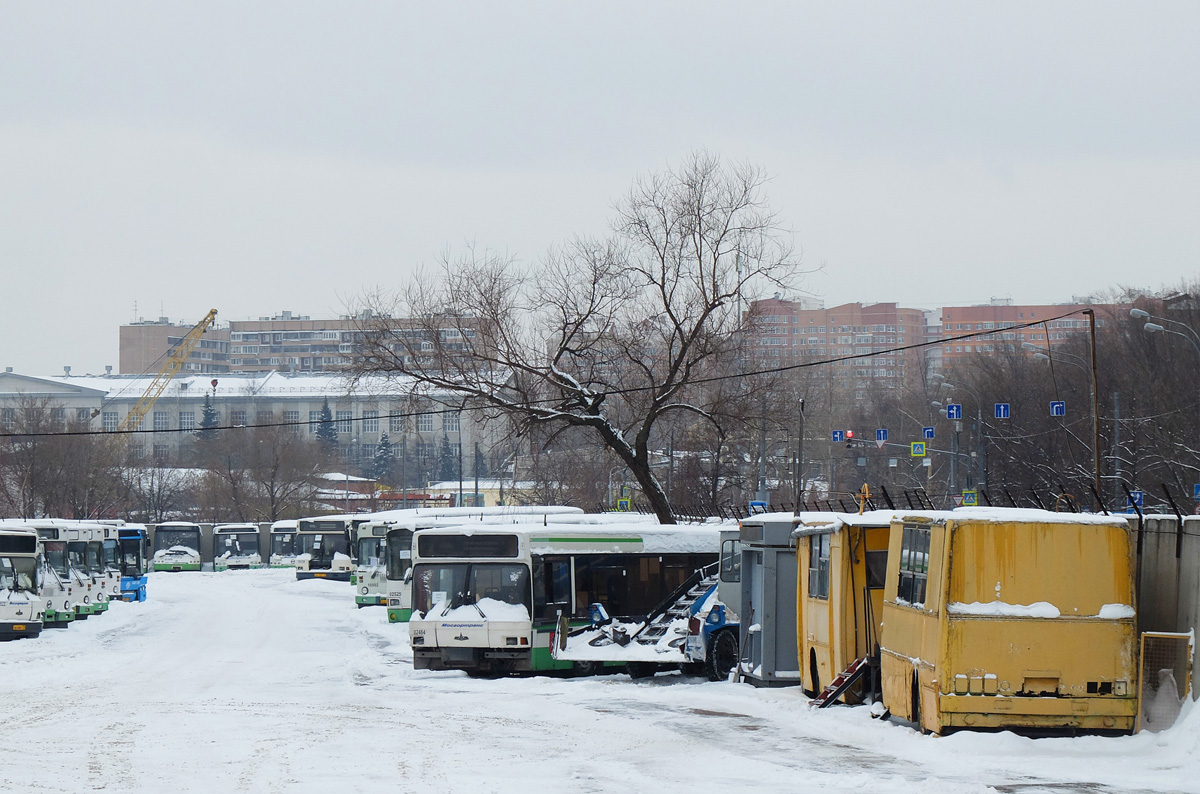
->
{"left": 720, "top": 540, "right": 741, "bottom": 583}
{"left": 865, "top": 550, "right": 887, "bottom": 589}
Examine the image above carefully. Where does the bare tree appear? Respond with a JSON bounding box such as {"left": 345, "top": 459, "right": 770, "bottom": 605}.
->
{"left": 353, "top": 152, "right": 801, "bottom": 523}
{"left": 0, "top": 398, "right": 126, "bottom": 518}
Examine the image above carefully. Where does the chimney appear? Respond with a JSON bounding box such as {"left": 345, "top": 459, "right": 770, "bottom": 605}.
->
{"left": 63, "top": 366, "right": 71, "bottom": 376}
{"left": 4, "top": 367, "right": 11, "bottom": 373}
{"left": 105, "top": 365, "right": 113, "bottom": 375}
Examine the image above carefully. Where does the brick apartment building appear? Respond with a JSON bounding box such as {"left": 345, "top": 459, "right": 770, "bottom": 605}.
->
{"left": 939, "top": 299, "right": 1127, "bottom": 364}
{"left": 748, "top": 296, "right": 931, "bottom": 397}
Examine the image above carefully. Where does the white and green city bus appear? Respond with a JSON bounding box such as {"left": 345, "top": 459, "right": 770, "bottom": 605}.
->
{"left": 213, "top": 523, "right": 264, "bottom": 570}
{"left": 384, "top": 507, "right": 589, "bottom": 624}
{"left": 17, "top": 521, "right": 75, "bottom": 627}
{"left": 295, "top": 516, "right": 363, "bottom": 581}
{"left": 152, "top": 522, "right": 203, "bottom": 572}
{"left": 66, "top": 523, "right": 107, "bottom": 617}
{"left": 408, "top": 520, "right": 720, "bottom": 675}
{"left": 269, "top": 520, "right": 299, "bottom": 567}
{"left": 0, "top": 525, "right": 45, "bottom": 640}
{"left": 353, "top": 522, "right": 389, "bottom": 607}
{"left": 100, "top": 525, "right": 123, "bottom": 607}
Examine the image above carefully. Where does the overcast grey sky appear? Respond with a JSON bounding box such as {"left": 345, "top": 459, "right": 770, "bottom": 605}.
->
{"left": 2, "top": 2, "right": 1198, "bottom": 375}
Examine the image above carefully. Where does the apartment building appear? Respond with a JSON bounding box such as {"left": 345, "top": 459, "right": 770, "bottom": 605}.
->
{"left": 121, "top": 310, "right": 482, "bottom": 376}
{"left": 939, "top": 299, "right": 1126, "bottom": 364}
{"left": 119, "top": 316, "right": 231, "bottom": 375}
{"left": 748, "top": 296, "right": 930, "bottom": 396}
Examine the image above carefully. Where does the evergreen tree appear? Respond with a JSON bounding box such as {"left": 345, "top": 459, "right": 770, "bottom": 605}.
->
{"left": 316, "top": 398, "right": 338, "bottom": 454}
{"left": 197, "top": 392, "right": 219, "bottom": 442}
{"left": 438, "top": 432, "right": 456, "bottom": 482}
{"left": 373, "top": 433, "right": 394, "bottom": 484}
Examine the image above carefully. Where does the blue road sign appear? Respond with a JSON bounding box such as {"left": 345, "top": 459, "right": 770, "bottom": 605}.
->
{"left": 910, "top": 442, "right": 927, "bottom": 457}
{"left": 995, "top": 403, "right": 1011, "bottom": 419}
{"left": 922, "top": 426, "right": 935, "bottom": 440}
{"left": 832, "top": 430, "right": 845, "bottom": 443}
{"left": 876, "top": 428, "right": 888, "bottom": 442}
{"left": 962, "top": 490, "right": 979, "bottom": 507}
{"left": 1194, "top": 483, "right": 1200, "bottom": 501}
{"left": 946, "top": 404, "right": 963, "bottom": 420}
{"left": 1129, "top": 490, "right": 1144, "bottom": 507}
{"left": 1050, "top": 401, "right": 1066, "bottom": 417}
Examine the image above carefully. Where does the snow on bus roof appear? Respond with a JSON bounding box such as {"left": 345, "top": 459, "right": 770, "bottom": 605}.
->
{"left": 415, "top": 519, "right": 721, "bottom": 554}
{"left": 898, "top": 507, "right": 1129, "bottom": 526}
{"left": 786, "top": 507, "right": 1127, "bottom": 536}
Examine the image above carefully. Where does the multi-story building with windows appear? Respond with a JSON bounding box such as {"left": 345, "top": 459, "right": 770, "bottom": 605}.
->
{"left": 0, "top": 370, "right": 503, "bottom": 480}
{"left": 119, "top": 316, "right": 231, "bottom": 375}
{"left": 121, "top": 310, "right": 483, "bottom": 376}
{"left": 939, "top": 299, "right": 1128, "bottom": 364}
{"left": 747, "top": 296, "right": 931, "bottom": 397}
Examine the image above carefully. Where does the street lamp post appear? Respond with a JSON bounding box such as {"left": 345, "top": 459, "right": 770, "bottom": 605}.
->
{"left": 1138, "top": 312, "right": 1200, "bottom": 441}
{"left": 939, "top": 382, "right": 985, "bottom": 490}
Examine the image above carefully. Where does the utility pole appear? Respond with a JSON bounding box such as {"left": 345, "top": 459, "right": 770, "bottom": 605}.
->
{"left": 1112, "top": 391, "right": 1121, "bottom": 506}
{"left": 793, "top": 399, "right": 806, "bottom": 508}
{"left": 1084, "top": 309, "right": 1103, "bottom": 503}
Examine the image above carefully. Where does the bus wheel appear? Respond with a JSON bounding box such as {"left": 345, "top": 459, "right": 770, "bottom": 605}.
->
{"left": 573, "top": 660, "right": 603, "bottom": 677}
{"left": 708, "top": 629, "right": 739, "bottom": 681}
{"left": 626, "top": 662, "right": 656, "bottom": 680}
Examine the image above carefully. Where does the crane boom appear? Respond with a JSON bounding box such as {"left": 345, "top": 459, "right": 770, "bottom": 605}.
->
{"left": 116, "top": 309, "right": 218, "bottom": 433}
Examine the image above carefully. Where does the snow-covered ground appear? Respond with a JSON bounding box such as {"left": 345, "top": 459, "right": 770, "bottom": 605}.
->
{"left": 1, "top": 569, "right": 1197, "bottom": 793}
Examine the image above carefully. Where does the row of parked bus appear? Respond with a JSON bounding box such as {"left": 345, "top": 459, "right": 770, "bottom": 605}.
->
{"left": 84, "top": 502, "right": 1157, "bottom": 736}
{"left": 0, "top": 519, "right": 151, "bottom": 640}
{"left": 331, "top": 504, "right": 1156, "bottom": 736}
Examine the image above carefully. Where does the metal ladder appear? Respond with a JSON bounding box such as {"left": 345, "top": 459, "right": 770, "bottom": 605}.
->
{"left": 633, "top": 573, "right": 720, "bottom": 648}
{"left": 811, "top": 657, "right": 869, "bottom": 708}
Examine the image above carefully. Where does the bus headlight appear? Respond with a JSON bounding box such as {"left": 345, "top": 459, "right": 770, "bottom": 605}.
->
{"left": 360, "top": 586, "right": 368, "bottom": 595}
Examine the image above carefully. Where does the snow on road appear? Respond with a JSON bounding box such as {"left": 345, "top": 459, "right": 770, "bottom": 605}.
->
{"left": 0, "top": 569, "right": 1197, "bottom": 793}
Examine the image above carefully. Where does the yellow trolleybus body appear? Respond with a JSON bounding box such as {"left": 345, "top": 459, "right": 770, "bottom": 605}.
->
{"left": 795, "top": 510, "right": 893, "bottom": 702}
{"left": 879, "top": 508, "right": 1137, "bottom": 734}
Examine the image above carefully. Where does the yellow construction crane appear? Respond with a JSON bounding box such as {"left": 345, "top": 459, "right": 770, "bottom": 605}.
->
{"left": 116, "top": 309, "right": 218, "bottom": 433}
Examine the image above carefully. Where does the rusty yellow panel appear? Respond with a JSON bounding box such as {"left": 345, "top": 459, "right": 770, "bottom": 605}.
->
{"left": 945, "top": 520, "right": 1132, "bottom": 615}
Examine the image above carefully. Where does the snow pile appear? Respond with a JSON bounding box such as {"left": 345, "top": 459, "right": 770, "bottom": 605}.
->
{"left": 1097, "top": 603, "right": 1136, "bottom": 619}
{"left": 553, "top": 615, "right": 690, "bottom": 662}
{"left": 154, "top": 545, "right": 199, "bottom": 559}
{"left": 947, "top": 601, "right": 1061, "bottom": 618}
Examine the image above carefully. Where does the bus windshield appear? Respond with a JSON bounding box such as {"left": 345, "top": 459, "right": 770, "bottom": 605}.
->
{"left": 102, "top": 539, "right": 120, "bottom": 572}
{"left": 216, "top": 533, "right": 259, "bottom": 558}
{"left": 86, "top": 542, "right": 103, "bottom": 573}
{"left": 154, "top": 529, "right": 200, "bottom": 554}
{"left": 298, "top": 533, "right": 348, "bottom": 565}
{"left": 68, "top": 542, "right": 89, "bottom": 574}
{"left": 119, "top": 538, "right": 144, "bottom": 576}
{"left": 357, "top": 537, "right": 383, "bottom": 567}
{"left": 386, "top": 531, "right": 413, "bottom": 581}
{"left": 0, "top": 556, "right": 37, "bottom": 592}
{"left": 43, "top": 541, "right": 69, "bottom": 579}
{"left": 412, "top": 563, "right": 531, "bottom": 617}
{"left": 271, "top": 533, "right": 296, "bottom": 558}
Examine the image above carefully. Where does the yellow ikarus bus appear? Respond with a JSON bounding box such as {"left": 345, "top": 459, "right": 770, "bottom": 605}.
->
{"left": 794, "top": 510, "right": 893, "bottom": 704}
{"left": 879, "top": 507, "right": 1138, "bottom": 735}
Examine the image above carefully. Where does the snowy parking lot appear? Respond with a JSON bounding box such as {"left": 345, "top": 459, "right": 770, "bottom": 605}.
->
{"left": 1, "top": 569, "right": 1196, "bottom": 793}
